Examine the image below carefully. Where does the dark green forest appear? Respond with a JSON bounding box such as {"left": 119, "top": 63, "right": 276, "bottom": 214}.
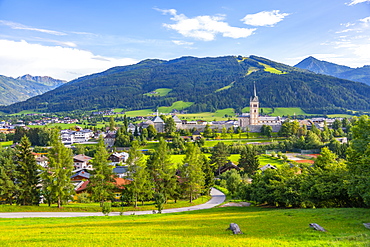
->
{"left": 2, "top": 55, "right": 370, "bottom": 114}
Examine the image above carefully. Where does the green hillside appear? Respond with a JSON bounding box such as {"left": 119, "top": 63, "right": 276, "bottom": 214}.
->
{"left": 2, "top": 55, "right": 370, "bottom": 114}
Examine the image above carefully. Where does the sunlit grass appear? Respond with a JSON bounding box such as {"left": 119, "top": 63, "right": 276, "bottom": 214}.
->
{"left": 0, "top": 207, "right": 368, "bottom": 246}
{"left": 158, "top": 101, "right": 194, "bottom": 113}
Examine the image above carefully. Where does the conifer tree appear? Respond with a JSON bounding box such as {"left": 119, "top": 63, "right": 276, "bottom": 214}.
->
{"left": 88, "top": 136, "right": 115, "bottom": 206}
{"left": 181, "top": 143, "right": 205, "bottom": 202}
{"left": 209, "top": 142, "right": 230, "bottom": 175}
{"left": 15, "top": 135, "right": 41, "bottom": 205}
{"left": 147, "top": 137, "right": 176, "bottom": 202}
{"left": 238, "top": 145, "right": 260, "bottom": 176}
{"left": 46, "top": 130, "right": 74, "bottom": 208}
{"left": 201, "top": 155, "right": 214, "bottom": 194}
{"left": 126, "top": 141, "right": 152, "bottom": 207}
{"left": 0, "top": 147, "right": 18, "bottom": 205}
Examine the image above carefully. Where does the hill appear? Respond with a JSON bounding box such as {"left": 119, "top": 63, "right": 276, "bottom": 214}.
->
{"left": 0, "top": 75, "right": 66, "bottom": 106}
{"left": 1, "top": 55, "right": 370, "bottom": 114}
{"left": 295, "top": 56, "right": 370, "bottom": 86}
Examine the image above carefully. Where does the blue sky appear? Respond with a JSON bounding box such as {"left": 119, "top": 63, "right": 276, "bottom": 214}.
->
{"left": 0, "top": 0, "right": 369, "bottom": 80}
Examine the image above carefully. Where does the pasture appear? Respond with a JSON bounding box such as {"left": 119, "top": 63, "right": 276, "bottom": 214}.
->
{"left": 0, "top": 207, "right": 368, "bottom": 246}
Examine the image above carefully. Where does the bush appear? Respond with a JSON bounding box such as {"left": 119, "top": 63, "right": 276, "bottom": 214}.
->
{"left": 102, "top": 202, "right": 111, "bottom": 216}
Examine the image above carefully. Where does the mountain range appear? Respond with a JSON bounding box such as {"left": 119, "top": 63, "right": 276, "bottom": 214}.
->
{"left": 0, "top": 75, "right": 66, "bottom": 106}
{"left": 1, "top": 55, "right": 370, "bottom": 114}
{"left": 294, "top": 56, "right": 370, "bottom": 86}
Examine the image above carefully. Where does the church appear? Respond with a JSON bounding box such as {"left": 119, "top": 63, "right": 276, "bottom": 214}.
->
{"left": 238, "top": 83, "right": 283, "bottom": 131}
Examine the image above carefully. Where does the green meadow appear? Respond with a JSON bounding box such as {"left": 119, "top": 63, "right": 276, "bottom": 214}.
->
{"left": 158, "top": 101, "right": 194, "bottom": 113}
{"left": 144, "top": 88, "right": 172, "bottom": 97}
{"left": 0, "top": 207, "right": 369, "bottom": 246}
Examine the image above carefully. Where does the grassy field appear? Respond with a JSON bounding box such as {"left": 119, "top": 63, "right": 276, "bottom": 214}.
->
{"left": 270, "top": 107, "right": 313, "bottom": 117}
{"left": 258, "top": 62, "right": 287, "bottom": 75}
{"left": 0, "top": 207, "right": 368, "bottom": 246}
{"left": 158, "top": 101, "right": 194, "bottom": 113}
{"left": 327, "top": 114, "right": 354, "bottom": 118}
{"left": 215, "top": 81, "right": 235, "bottom": 92}
{"left": 0, "top": 194, "right": 210, "bottom": 213}
{"left": 124, "top": 109, "right": 154, "bottom": 117}
{"left": 143, "top": 88, "right": 172, "bottom": 97}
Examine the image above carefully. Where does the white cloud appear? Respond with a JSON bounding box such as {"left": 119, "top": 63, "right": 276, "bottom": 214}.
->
{"left": 346, "top": 0, "right": 370, "bottom": 6}
{"left": 360, "top": 16, "right": 370, "bottom": 23}
{"left": 172, "top": 40, "right": 194, "bottom": 46}
{"left": 0, "top": 20, "right": 66, "bottom": 36}
{"left": 241, "top": 10, "right": 289, "bottom": 27}
{"left": 0, "top": 39, "right": 137, "bottom": 81}
{"left": 157, "top": 9, "right": 255, "bottom": 41}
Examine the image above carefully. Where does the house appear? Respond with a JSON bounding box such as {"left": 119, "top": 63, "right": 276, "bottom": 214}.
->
{"left": 260, "top": 164, "right": 277, "bottom": 171}
{"left": 113, "top": 166, "right": 129, "bottom": 178}
{"left": 104, "top": 133, "right": 116, "bottom": 147}
{"left": 127, "top": 123, "right": 136, "bottom": 134}
{"left": 71, "top": 169, "right": 91, "bottom": 182}
{"left": 60, "top": 129, "right": 94, "bottom": 144}
{"left": 75, "top": 177, "right": 131, "bottom": 200}
{"left": 192, "top": 130, "right": 202, "bottom": 140}
{"left": 36, "top": 156, "right": 49, "bottom": 168}
{"left": 73, "top": 154, "right": 93, "bottom": 170}
{"left": 108, "top": 152, "right": 129, "bottom": 165}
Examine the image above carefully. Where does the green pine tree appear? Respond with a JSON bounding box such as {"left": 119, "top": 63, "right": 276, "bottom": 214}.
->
{"left": 46, "top": 130, "right": 75, "bottom": 208}
{"left": 88, "top": 136, "right": 115, "bottom": 206}
{"left": 15, "top": 135, "right": 41, "bottom": 205}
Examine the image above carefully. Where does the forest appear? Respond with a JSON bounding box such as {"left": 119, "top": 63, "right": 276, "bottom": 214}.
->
{"left": 1, "top": 55, "right": 370, "bottom": 114}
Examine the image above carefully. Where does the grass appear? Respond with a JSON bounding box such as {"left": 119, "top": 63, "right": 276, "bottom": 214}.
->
{"left": 215, "top": 81, "right": 235, "bottom": 92}
{"left": 327, "top": 114, "right": 354, "bottom": 118}
{"left": 0, "top": 141, "right": 13, "bottom": 147}
{"left": 124, "top": 109, "right": 154, "bottom": 117}
{"left": 158, "top": 101, "right": 194, "bottom": 113}
{"left": 242, "top": 107, "right": 274, "bottom": 115}
{"left": 213, "top": 108, "right": 235, "bottom": 118}
{"left": 258, "top": 154, "right": 286, "bottom": 168}
{"left": 0, "top": 195, "right": 210, "bottom": 213}
{"left": 9, "top": 110, "right": 41, "bottom": 115}
{"left": 258, "top": 62, "right": 287, "bottom": 75}
{"left": 143, "top": 88, "right": 172, "bottom": 97}
{"left": 270, "top": 107, "right": 315, "bottom": 117}
{"left": 0, "top": 207, "right": 369, "bottom": 246}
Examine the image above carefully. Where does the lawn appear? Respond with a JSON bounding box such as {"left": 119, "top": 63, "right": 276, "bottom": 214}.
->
{"left": 0, "top": 194, "right": 210, "bottom": 213}
{"left": 0, "top": 207, "right": 368, "bottom": 246}
{"left": 269, "top": 107, "right": 317, "bottom": 117}
{"left": 124, "top": 109, "right": 154, "bottom": 117}
{"left": 158, "top": 101, "right": 194, "bottom": 113}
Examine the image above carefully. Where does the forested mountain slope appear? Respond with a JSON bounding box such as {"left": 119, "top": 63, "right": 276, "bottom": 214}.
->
{"left": 1, "top": 55, "right": 370, "bottom": 114}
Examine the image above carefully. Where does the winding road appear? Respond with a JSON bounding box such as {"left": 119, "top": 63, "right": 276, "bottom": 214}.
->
{"left": 0, "top": 188, "right": 225, "bottom": 218}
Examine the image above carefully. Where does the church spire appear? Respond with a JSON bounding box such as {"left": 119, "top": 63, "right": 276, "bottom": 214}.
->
{"left": 253, "top": 81, "right": 257, "bottom": 97}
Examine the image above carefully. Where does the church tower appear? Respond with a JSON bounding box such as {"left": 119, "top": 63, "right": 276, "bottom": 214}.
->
{"left": 249, "top": 82, "right": 259, "bottom": 125}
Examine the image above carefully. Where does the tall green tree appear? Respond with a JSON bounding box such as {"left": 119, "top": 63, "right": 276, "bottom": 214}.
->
{"left": 14, "top": 135, "right": 41, "bottom": 205}
{"left": 209, "top": 142, "right": 230, "bottom": 175}
{"left": 238, "top": 145, "right": 260, "bottom": 176}
{"left": 0, "top": 147, "right": 17, "bottom": 205}
{"left": 164, "top": 116, "right": 176, "bottom": 136}
{"left": 126, "top": 141, "right": 152, "bottom": 207}
{"left": 181, "top": 143, "right": 205, "bottom": 202}
{"left": 147, "top": 137, "right": 176, "bottom": 202}
{"left": 88, "top": 136, "right": 115, "bottom": 206}
{"left": 46, "top": 130, "right": 74, "bottom": 208}
{"left": 109, "top": 116, "right": 116, "bottom": 131}
{"left": 346, "top": 115, "right": 370, "bottom": 206}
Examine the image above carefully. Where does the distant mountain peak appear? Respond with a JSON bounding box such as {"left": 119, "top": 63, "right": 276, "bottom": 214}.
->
{"left": 295, "top": 57, "right": 370, "bottom": 85}
{"left": 17, "top": 74, "right": 67, "bottom": 86}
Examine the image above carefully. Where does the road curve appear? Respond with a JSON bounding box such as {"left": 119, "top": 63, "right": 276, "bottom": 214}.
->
{"left": 0, "top": 188, "right": 225, "bottom": 218}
